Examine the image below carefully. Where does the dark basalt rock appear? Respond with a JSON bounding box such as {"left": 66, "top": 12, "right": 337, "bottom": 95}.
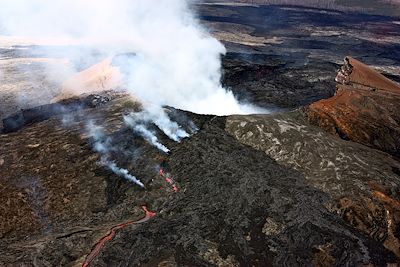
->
{"left": 2, "top": 4, "right": 400, "bottom": 266}
{"left": 226, "top": 111, "right": 400, "bottom": 260}
{"left": 1, "top": 95, "right": 400, "bottom": 266}
{"left": 1, "top": 57, "right": 399, "bottom": 266}
{"left": 0, "top": 97, "right": 171, "bottom": 266}
{"left": 94, "top": 116, "right": 397, "bottom": 266}
{"left": 1, "top": 92, "right": 116, "bottom": 134}
{"left": 221, "top": 52, "right": 337, "bottom": 109}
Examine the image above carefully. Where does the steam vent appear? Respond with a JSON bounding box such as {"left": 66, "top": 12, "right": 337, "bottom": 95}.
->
{"left": 1, "top": 1, "right": 400, "bottom": 266}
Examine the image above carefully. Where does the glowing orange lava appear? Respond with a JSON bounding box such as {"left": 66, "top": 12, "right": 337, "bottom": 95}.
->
{"left": 82, "top": 206, "right": 156, "bottom": 267}
{"left": 159, "top": 168, "right": 179, "bottom": 192}
{"left": 82, "top": 169, "right": 178, "bottom": 266}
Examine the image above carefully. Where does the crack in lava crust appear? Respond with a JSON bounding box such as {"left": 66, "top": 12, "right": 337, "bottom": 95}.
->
{"left": 82, "top": 169, "right": 178, "bottom": 266}
{"left": 82, "top": 206, "right": 156, "bottom": 267}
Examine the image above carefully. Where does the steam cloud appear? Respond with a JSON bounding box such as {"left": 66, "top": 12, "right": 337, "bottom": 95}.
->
{"left": 1, "top": 0, "right": 266, "bottom": 187}
{"left": 0, "top": 0, "right": 267, "bottom": 116}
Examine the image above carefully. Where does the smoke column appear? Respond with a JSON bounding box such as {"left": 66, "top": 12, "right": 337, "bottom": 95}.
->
{"left": 0, "top": 0, "right": 266, "bottom": 116}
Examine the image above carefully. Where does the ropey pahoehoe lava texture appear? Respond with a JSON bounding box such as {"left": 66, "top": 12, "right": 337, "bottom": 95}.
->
{"left": 1, "top": 92, "right": 399, "bottom": 266}
{"left": 92, "top": 116, "right": 397, "bottom": 266}
{"left": 1, "top": 57, "right": 400, "bottom": 265}
{"left": 227, "top": 111, "right": 400, "bottom": 261}
{"left": 2, "top": 4, "right": 400, "bottom": 265}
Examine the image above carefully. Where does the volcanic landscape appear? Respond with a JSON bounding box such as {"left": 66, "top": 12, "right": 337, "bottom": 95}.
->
{"left": 1, "top": 1, "right": 400, "bottom": 266}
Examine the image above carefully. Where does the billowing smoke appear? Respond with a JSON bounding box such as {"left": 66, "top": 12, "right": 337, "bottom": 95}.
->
{"left": 0, "top": 0, "right": 266, "bottom": 116}
{"left": 124, "top": 113, "right": 171, "bottom": 154}
{"left": 87, "top": 122, "right": 145, "bottom": 188}
{"left": 1, "top": 0, "right": 266, "bottom": 186}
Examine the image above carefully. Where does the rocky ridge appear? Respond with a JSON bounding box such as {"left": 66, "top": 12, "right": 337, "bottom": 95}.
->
{"left": 307, "top": 56, "right": 400, "bottom": 158}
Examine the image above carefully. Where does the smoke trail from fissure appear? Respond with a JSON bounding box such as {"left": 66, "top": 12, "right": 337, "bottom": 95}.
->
{"left": 151, "top": 112, "right": 189, "bottom": 142}
{"left": 125, "top": 107, "right": 189, "bottom": 140}
{"left": 101, "top": 158, "right": 145, "bottom": 188}
{"left": 1, "top": 0, "right": 267, "bottom": 189}
{"left": 87, "top": 122, "right": 145, "bottom": 188}
{"left": 124, "top": 114, "right": 171, "bottom": 154}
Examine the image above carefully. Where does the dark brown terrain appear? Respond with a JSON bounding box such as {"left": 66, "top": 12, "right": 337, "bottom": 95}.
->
{"left": 1, "top": 3, "right": 400, "bottom": 267}
{"left": 205, "top": 0, "right": 400, "bottom": 17}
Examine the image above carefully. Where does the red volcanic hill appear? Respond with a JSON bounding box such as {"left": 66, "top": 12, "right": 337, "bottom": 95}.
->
{"left": 306, "top": 56, "right": 400, "bottom": 157}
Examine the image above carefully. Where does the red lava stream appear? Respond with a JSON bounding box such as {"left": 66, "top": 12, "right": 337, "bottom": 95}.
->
{"left": 159, "top": 168, "right": 179, "bottom": 192}
{"left": 82, "top": 206, "right": 156, "bottom": 267}
{"left": 82, "top": 168, "right": 178, "bottom": 267}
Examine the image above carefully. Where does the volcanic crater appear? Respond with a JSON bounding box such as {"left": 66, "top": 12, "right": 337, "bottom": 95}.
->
{"left": 1, "top": 2, "right": 400, "bottom": 267}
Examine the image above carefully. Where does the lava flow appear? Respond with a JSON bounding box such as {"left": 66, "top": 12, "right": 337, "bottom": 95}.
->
{"left": 82, "top": 206, "right": 156, "bottom": 267}
{"left": 159, "top": 168, "right": 179, "bottom": 192}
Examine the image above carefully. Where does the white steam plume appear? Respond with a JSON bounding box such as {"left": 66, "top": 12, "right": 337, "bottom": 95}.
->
{"left": 87, "top": 122, "right": 145, "bottom": 188}
{"left": 124, "top": 112, "right": 171, "bottom": 153}
{"left": 128, "top": 107, "right": 189, "bottom": 142}
{"left": 124, "top": 111, "right": 177, "bottom": 153}
{"left": 153, "top": 111, "right": 189, "bottom": 142}
{"left": 102, "top": 159, "right": 145, "bottom": 188}
{"left": 0, "top": 0, "right": 267, "bottom": 116}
